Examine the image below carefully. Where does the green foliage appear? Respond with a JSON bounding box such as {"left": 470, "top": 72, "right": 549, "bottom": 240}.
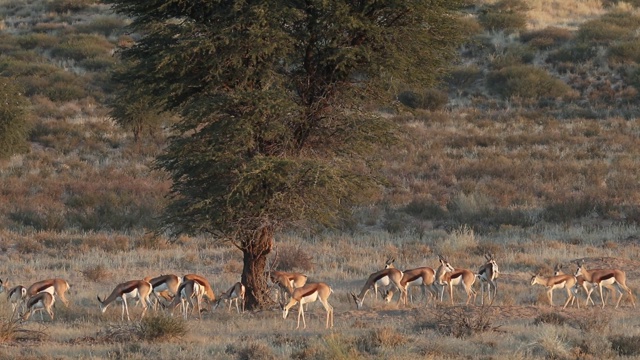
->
{"left": 105, "top": 0, "right": 466, "bottom": 237}
{"left": 0, "top": 78, "right": 31, "bottom": 159}
{"left": 486, "top": 65, "right": 572, "bottom": 100}
{"left": 478, "top": 0, "right": 529, "bottom": 33}
{"left": 521, "top": 27, "right": 574, "bottom": 49}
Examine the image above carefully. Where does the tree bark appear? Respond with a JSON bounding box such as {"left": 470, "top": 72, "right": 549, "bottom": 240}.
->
{"left": 241, "top": 226, "right": 274, "bottom": 310}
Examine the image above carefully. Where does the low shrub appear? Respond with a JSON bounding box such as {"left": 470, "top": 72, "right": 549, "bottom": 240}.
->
{"left": 533, "top": 312, "right": 569, "bottom": 326}
{"left": 609, "top": 335, "right": 640, "bottom": 356}
{"left": 397, "top": 88, "right": 448, "bottom": 110}
{"left": 75, "top": 16, "right": 127, "bottom": 37}
{"left": 49, "top": 34, "right": 113, "bottom": 62}
{"left": 138, "top": 315, "right": 187, "bottom": 341}
{"left": 609, "top": 39, "right": 640, "bottom": 64}
{"left": 478, "top": 0, "right": 529, "bottom": 33}
{"left": 436, "top": 306, "right": 497, "bottom": 338}
{"left": 276, "top": 244, "right": 314, "bottom": 272}
{"left": 45, "top": 0, "right": 96, "bottom": 13}
{"left": 486, "top": 65, "right": 572, "bottom": 100}
{"left": 546, "top": 43, "right": 598, "bottom": 64}
{"left": 357, "top": 327, "right": 408, "bottom": 353}
{"left": 521, "top": 26, "right": 574, "bottom": 49}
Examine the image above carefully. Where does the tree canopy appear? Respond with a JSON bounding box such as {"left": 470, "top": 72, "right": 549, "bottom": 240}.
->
{"left": 106, "top": 0, "right": 465, "bottom": 308}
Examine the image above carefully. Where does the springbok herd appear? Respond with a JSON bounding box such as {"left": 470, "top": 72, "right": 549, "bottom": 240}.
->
{"left": 0, "top": 254, "right": 636, "bottom": 329}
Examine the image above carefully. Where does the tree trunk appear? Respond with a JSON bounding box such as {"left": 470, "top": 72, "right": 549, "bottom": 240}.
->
{"left": 241, "top": 226, "right": 274, "bottom": 310}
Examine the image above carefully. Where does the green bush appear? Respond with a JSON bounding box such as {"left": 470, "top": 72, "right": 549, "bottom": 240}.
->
{"left": 478, "top": 0, "right": 529, "bottom": 33}
{"left": 521, "top": 26, "right": 574, "bottom": 49}
{"left": 486, "top": 65, "right": 572, "bottom": 100}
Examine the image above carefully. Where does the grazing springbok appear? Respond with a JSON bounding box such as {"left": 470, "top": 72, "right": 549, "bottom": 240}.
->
{"left": 168, "top": 279, "right": 205, "bottom": 319}
{"left": 214, "top": 282, "right": 245, "bottom": 313}
{"left": 21, "top": 292, "right": 56, "bottom": 322}
{"left": 282, "top": 282, "right": 334, "bottom": 329}
{"left": 97, "top": 280, "right": 153, "bottom": 321}
{"left": 26, "top": 278, "right": 71, "bottom": 307}
{"left": 144, "top": 274, "right": 182, "bottom": 309}
{"left": 351, "top": 267, "right": 405, "bottom": 309}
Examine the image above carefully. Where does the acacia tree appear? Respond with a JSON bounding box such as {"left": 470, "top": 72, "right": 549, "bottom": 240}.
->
{"left": 106, "top": 0, "right": 464, "bottom": 309}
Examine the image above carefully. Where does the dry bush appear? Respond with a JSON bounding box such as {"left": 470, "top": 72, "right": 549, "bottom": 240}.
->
{"left": 75, "top": 16, "right": 127, "bottom": 37}
{"left": 533, "top": 312, "right": 570, "bottom": 326}
{"left": 227, "top": 341, "right": 277, "bottom": 360}
{"left": 82, "top": 264, "right": 111, "bottom": 282}
{"left": 397, "top": 88, "right": 449, "bottom": 111}
{"left": 0, "top": 317, "right": 49, "bottom": 342}
{"left": 609, "top": 335, "right": 640, "bottom": 356}
{"left": 97, "top": 315, "right": 187, "bottom": 343}
{"left": 577, "top": 12, "right": 640, "bottom": 44}
{"left": 576, "top": 312, "right": 611, "bottom": 333}
{"left": 138, "top": 314, "right": 187, "bottom": 341}
{"left": 446, "top": 65, "right": 483, "bottom": 90}
{"left": 276, "top": 244, "right": 314, "bottom": 272}
{"left": 486, "top": 65, "right": 572, "bottom": 100}
{"left": 521, "top": 26, "right": 573, "bottom": 49}
{"left": 608, "top": 39, "right": 640, "bottom": 64}
{"left": 45, "top": 0, "right": 96, "bottom": 13}
{"left": 478, "top": 0, "right": 529, "bottom": 33}
{"left": 435, "top": 306, "right": 498, "bottom": 338}
{"left": 356, "top": 327, "right": 408, "bottom": 354}
{"left": 14, "top": 238, "right": 43, "bottom": 254}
